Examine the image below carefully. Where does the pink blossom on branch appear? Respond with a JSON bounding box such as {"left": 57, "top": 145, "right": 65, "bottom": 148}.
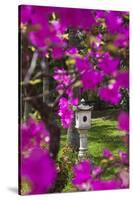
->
{"left": 72, "top": 160, "right": 122, "bottom": 191}
{"left": 106, "top": 11, "right": 124, "bottom": 33}
{"left": 119, "top": 151, "right": 129, "bottom": 164}
{"left": 99, "top": 83, "right": 122, "bottom": 105}
{"left": 52, "top": 46, "right": 64, "bottom": 60}
{"left": 20, "top": 117, "right": 50, "bottom": 151}
{"left": 118, "top": 111, "right": 129, "bottom": 132}
{"left": 98, "top": 53, "right": 120, "bottom": 75}
{"left": 75, "top": 57, "right": 103, "bottom": 91}
{"left": 21, "top": 147, "right": 57, "bottom": 194}
{"left": 116, "top": 71, "right": 129, "bottom": 90}
{"left": 72, "top": 160, "right": 92, "bottom": 190}
{"left": 91, "top": 179, "right": 121, "bottom": 191}
{"left": 103, "top": 148, "right": 113, "bottom": 159}
{"left": 58, "top": 97, "right": 76, "bottom": 128}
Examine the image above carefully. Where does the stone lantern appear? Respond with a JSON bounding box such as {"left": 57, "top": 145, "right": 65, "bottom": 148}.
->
{"left": 75, "top": 99, "right": 93, "bottom": 159}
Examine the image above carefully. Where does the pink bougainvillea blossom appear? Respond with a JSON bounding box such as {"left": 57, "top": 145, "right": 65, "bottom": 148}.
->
{"left": 53, "top": 67, "right": 74, "bottom": 98}
{"left": 119, "top": 151, "right": 129, "bottom": 164}
{"left": 54, "top": 67, "right": 72, "bottom": 87}
{"left": 72, "top": 160, "right": 122, "bottom": 191}
{"left": 119, "top": 169, "right": 129, "bottom": 188}
{"left": 99, "top": 53, "right": 120, "bottom": 75}
{"left": 58, "top": 97, "right": 75, "bottom": 128}
{"left": 99, "top": 83, "right": 122, "bottom": 105}
{"left": 20, "top": 5, "right": 32, "bottom": 24}
{"left": 116, "top": 71, "right": 129, "bottom": 90}
{"left": 103, "top": 148, "right": 113, "bottom": 159}
{"left": 21, "top": 147, "right": 57, "bottom": 194}
{"left": 118, "top": 111, "right": 129, "bottom": 132}
{"left": 52, "top": 46, "right": 64, "bottom": 60}
{"left": 92, "top": 166, "right": 103, "bottom": 177}
{"left": 72, "top": 160, "right": 92, "bottom": 190}
{"left": 91, "top": 179, "right": 121, "bottom": 191}
{"left": 75, "top": 57, "right": 103, "bottom": 90}
{"left": 66, "top": 47, "right": 78, "bottom": 56}
{"left": 106, "top": 11, "right": 124, "bottom": 33}
{"left": 20, "top": 117, "right": 50, "bottom": 151}
{"left": 114, "top": 28, "right": 129, "bottom": 48}
{"left": 81, "top": 69, "right": 103, "bottom": 91}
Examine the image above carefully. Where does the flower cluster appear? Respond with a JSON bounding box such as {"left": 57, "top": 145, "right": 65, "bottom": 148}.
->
{"left": 99, "top": 53, "right": 120, "bottom": 75}
{"left": 53, "top": 67, "right": 79, "bottom": 128}
{"left": 20, "top": 118, "right": 57, "bottom": 195}
{"left": 20, "top": 5, "right": 129, "bottom": 115}
{"left": 20, "top": 5, "right": 129, "bottom": 194}
{"left": 21, "top": 147, "right": 57, "bottom": 195}
{"left": 72, "top": 156, "right": 129, "bottom": 191}
{"left": 72, "top": 160, "right": 124, "bottom": 191}
{"left": 20, "top": 117, "right": 50, "bottom": 151}
{"left": 99, "top": 83, "right": 122, "bottom": 105}
{"left": 75, "top": 57, "right": 103, "bottom": 91}
{"left": 58, "top": 97, "right": 78, "bottom": 128}
{"left": 118, "top": 111, "right": 129, "bottom": 133}
{"left": 53, "top": 67, "right": 73, "bottom": 97}
{"left": 103, "top": 148, "right": 113, "bottom": 159}
{"left": 102, "top": 148, "right": 129, "bottom": 165}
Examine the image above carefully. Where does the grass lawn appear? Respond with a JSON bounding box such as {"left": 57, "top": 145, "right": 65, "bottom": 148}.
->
{"left": 57, "top": 109, "right": 127, "bottom": 192}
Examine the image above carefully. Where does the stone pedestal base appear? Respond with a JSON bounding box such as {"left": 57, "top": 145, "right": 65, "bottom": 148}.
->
{"left": 78, "top": 129, "right": 88, "bottom": 159}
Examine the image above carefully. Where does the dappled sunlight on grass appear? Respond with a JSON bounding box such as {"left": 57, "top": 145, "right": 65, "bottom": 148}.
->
{"left": 60, "top": 112, "right": 127, "bottom": 161}
{"left": 58, "top": 110, "right": 128, "bottom": 191}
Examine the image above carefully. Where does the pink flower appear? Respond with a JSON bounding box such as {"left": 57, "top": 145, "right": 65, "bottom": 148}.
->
{"left": 81, "top": 69, "right": 103, "bottom": 91}
{"left": 72, "top": 160, "right": 121, "bottom": 191}
{"left": 72, "top": 160, "right": 92, "bottom": 190}
{"left": 76, "top": 57, "right": 103, "bottom": 90}
{"left": 65, "top": 47, "right": 78, "bottom": 56}
{"left": 92, "top": 166, "right": 103, "bottom": 177}
{"left": 76, "top": 57, "right": 90, "bottom": 72}
{"left": 20, "top": 117, "right": 50, "bottom": 150}
{"left": 114, "top": 28, "right": 129, "bottom": 48}
{"left": 52, "top": 46, "right": 64, "bottom": 60}
{"left": 119, "top": 169, "right": 129, "bottom": 188}
{"left": 106, "top": 11, "right": 123, "bottom": 33}
{"left": 91, "top": 179, "right": 121, "bottom": 190}
{"left": 118, "top": 111, "right": 129, "bottom": 132}
{"left": 99, "top": 53, "right": 120, "bottom": 75}
{"left": 119, "top": 151, "right": 129, "bottom": 164}
{"left": 58, "top": 97, "right": 74, "bottom": 128}
{"left": 103, "top": 148, "right": 113, "bottom": 159}
{"left": 57, "top": 8, "right": 95, "bottom": 30}
{"left": 21, "top": 147, "right": 57, "bottom": 194}
{"left": 20, "top": 5, "right": 32, "bottom": 24}
{"left": 53, "top": 67, "right": 73, "bottom": 98}
{"left": 99, "top": 83, "right": 122, "bottom": 105}
{"left": 116, "top": 71, "right": 129, "bottom": 89}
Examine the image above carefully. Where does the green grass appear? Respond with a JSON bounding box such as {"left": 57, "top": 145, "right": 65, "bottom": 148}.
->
{"left": 57, "top": 109, "right": 127, "bottom": 192}
{"left": 88, "top": 117, "right": 126, "bottom": 165}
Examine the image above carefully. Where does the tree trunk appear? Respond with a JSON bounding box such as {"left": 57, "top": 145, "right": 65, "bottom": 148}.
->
{"left": 67, "top": 117, "right": 79, "bottom": 150}
{"left": 40, "top": 60, "right": 49, "bottom": 104}
{"left": 23, "top": 88, "right": 32, "bottom": 120}
{"left": 67, "top": 86, "right": 80, "bottom": 150}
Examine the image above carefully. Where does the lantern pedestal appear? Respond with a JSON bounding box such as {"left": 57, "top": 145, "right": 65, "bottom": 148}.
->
{"left": 78, "top": 129, "right": 88, "bottom": 159}
{"left": 75, "top": 99, "right": 93, "bottom": 159}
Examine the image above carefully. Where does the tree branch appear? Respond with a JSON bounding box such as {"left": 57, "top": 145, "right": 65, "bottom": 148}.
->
{"left": 53, "top": 73, "right": 81, "bottom": 108}
{"left": 24, "top": 50, "right": 38, "bottom": 84}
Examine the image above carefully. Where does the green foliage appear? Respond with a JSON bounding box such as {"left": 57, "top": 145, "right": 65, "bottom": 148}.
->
{"left": 120, "top": 88, "right": 129, "bottom": 112}
{"left": 51, "top": 146, "right": 78, "bottom": 192}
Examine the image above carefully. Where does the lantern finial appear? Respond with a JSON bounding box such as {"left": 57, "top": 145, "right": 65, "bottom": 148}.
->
{"left": 81, "top": 98, "right": 85, "bottom": 104}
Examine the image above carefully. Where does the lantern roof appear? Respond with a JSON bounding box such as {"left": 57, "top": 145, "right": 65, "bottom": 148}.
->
{"left": 76, "top": 99, "right": 93, "bottom": 111}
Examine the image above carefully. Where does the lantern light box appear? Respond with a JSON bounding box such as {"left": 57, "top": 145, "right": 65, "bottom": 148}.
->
{"left": 75, "top": 99, "right": 93, "bottom": 130}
